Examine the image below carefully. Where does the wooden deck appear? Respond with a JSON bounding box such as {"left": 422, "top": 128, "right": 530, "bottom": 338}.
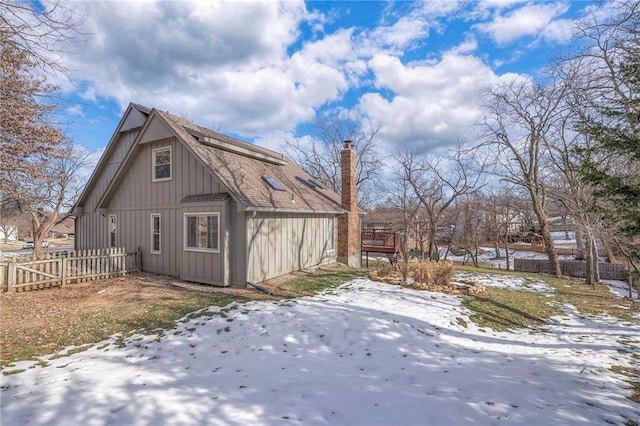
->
{"left": 361, "top": 230, "right": 407, "bottom": 265}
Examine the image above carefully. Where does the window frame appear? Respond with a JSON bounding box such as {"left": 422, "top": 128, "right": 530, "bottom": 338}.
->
{"left": 152, "top": 146, "right": 172, "bottom": 182}
{"left": 327, "top": 216, "right": 335, "bottom": 252}
{"left": 183, "top": 212, "right": 220, "bottom": 253}
{"left": 151, "top": 214, "right": 161, "bottom": 254}
{"left": 108, "top": 214, "right": 117, "bottom": 248}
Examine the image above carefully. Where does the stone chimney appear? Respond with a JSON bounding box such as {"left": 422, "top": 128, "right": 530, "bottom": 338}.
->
{"left": 338, "top": 140, "right": 361, "bottom": 267}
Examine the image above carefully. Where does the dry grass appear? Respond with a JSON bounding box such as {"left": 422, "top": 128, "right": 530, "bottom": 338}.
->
{"left": 408, "top": 261, "right": 454, "bottom": 286}
{"left": 373, "top": 260, "right": 454, "bottom": 287}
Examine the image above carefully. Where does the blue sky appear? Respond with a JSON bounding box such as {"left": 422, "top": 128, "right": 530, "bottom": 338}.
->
{"left": 51, "top": 0, "right": 598, "bottom": 159}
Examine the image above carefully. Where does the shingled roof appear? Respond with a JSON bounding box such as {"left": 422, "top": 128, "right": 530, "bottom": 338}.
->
{"left": 153, "top": 109, "right": 345, "bottom": 214}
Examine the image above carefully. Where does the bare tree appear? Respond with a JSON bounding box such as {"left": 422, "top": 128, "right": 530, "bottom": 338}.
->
{"left": 398, "top": 144, "right": 484, "bottom": 261}
{"left": 0, "top": 0, "right": 82, "bottom": 75}
{"left": 287, "top": 111, "right": 383, "bottom": 208}
{"left": 4, "top": 140, "right": 89, "bottom": 258}
{"left": 447, "top": 193, "right": 485, "bottom": 267}
{"left": 481, "top": 187, "right": 529, "bottom": 271}
{"left": 0, "top": 194, "right": 20, "bottom": 244}
{"left": 479, "top": 77, "right": 571, "bottom": 276}
{"left": 386, "top": 166, "right": 420, "bottom": 250}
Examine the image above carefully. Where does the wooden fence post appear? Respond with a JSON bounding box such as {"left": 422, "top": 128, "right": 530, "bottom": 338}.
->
{"left": 61, "top": 256, "right": 67, "bottom": 287}
{"left": 8, "top": 257, "right": 16, "bottom": 292}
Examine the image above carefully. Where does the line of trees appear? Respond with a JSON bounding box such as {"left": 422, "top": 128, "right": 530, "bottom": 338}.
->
{"left": 289, "top": 1, "right": 638, "bottom": 295}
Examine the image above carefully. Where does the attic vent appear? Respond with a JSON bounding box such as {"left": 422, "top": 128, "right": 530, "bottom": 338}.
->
{"left": 263, "top": 176, "right": 287, "bottom": 191}
{"left": 296, "top": 176, "right": 323, "bottom": 190}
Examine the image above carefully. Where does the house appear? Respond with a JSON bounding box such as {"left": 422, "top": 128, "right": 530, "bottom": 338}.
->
{"left": 73, "top": 103, "right": 361, "bottom": 286}
{"left": 0, "top": 224, "right": 17, "bottom": 242}
{"left": 49, "top": 217, "right": 75, "bottom": 239}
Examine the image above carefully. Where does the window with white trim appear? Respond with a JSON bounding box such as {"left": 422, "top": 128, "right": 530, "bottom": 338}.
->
{"left": 152, "top": 146, "right": 172, "bottom": 182}
{"left": 327, "top": 216, "right": 335, "bottom": 251}
{"left": 184, "top": 213, "right": 219, "bottom": 252}
{"left": 151, "top": 214, "right": 161, "bottom": 254}
{"left": 108, "top": 214, "right": 117, "bottom": 248}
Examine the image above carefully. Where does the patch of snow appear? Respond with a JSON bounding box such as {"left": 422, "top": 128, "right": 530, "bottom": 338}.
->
{"left": 603, "top": 279, "right": 639, "bottom": 300}
{"left": 455, "top": 271, "right": 554, "bottom": 294}
{"left": 1, "top": 277, "right": 638, "bottom": 425}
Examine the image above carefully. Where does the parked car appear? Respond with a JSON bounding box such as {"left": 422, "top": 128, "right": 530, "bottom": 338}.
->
{"left": 22, "top": 240, "right": 50, "bottom": 249}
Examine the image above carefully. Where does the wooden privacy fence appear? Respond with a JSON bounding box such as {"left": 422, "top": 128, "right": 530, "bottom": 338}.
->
{"left": 0, "top": 248, "right": 141, "bottom": 292}
{"left": 513, "top": 258, "right": 626, "bottom": 280}
{"left": 497, "top": 242, "right": 606, "bottom": 257}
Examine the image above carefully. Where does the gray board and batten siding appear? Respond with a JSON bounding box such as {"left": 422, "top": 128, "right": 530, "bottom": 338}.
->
{"left": 247, "top": 212, "right": 337, "bottom": 283}
{"left": 74, "top": 103, "right": 345, "bottom": 287}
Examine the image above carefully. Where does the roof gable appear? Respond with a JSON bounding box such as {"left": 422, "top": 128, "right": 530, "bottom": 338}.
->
{"left": 74, "top": 103, "right": 151, "bottom": 211}
{"left": 119, "top": 106, "right": 148, "bottom": 132}
{"left": 88, "top": 105, "right": 346, "bottom": 215}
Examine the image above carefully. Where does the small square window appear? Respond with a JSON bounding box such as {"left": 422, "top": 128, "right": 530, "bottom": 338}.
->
{"left": 184, "top": 213, "right": 219, "bottom": 252}
{"left": 153, "top": 146, "right": 172, "bottom": 182}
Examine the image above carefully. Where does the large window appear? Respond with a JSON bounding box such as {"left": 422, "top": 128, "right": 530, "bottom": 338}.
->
{"left": 184, "top": 213, "right": 219, "bottom": 252}
{"left": 151, "top": 214, "right": 161, "bottom": 254}
{"left": 152, "top": 146, "right": 172, "bottom": 182}
{"left": 327, "top": 216, "right": 335, "bottom": 251}
{"left": 108, "top": 214, "right": 117, "bottom": 248}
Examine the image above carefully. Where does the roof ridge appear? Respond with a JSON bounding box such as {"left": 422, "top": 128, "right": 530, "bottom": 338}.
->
{"left": 156, "top": 109, "right": 286, "bottom": 160}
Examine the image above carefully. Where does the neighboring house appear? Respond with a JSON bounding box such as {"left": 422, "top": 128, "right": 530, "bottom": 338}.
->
{"left": 362, "top": 207, "right": 406, "bottom": 232}
{"left": 0, "top": 224, "right": 18, "bottom": 242}
{"left": 73, "top": 103, "right": 361, "bottom": 286}
{"left": 49, "top": 217, "right": 75, "bottom": 238}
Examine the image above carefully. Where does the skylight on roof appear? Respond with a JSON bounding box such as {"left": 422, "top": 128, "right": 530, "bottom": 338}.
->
{"left": 263, "top": 176, "right": 287, "bottom": 191}
{"left": 296, "top": 176, "right": 324, "bottom": 190}
{"left": 308, "top": 178, "right": 323, "bottom": 189}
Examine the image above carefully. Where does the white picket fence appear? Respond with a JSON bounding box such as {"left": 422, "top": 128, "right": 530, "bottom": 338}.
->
{"left": 0, "top": 248, "right": 141, "bottom": 292}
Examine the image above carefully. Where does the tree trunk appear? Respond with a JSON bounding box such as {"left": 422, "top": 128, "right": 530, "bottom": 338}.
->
{"left": 585, "top": 237, "right": 594, "bottom": 286}
{"left": 529, "top": 190, "right": 561, "bottom": 276}
{"left": 503, "top": 227, "right": 511, "bottom": 271}
{"left": 428, "top": 223, "right": 439, "bottom": 261}
{"left": 599, "top": 234, "right": 617, "bottom": 264}
{"left": 584, "top": 233, "right": 599, "bottom": 288}
{"left": 575, "top": 228, "right": 585, "bottom": 260}
{"left": 561, "top": 215, "right": 570, "bottom": 240}
{"left": 591, "top": 238, "right": 600, "bottom": 284}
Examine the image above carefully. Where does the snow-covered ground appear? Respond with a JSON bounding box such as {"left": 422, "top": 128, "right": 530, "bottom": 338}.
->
{"left": 440, "top": 231, "right": 609, "bottom": 271}
{"left": 441, "top": 245, "right": 577, "bottom": 271}
{"left": 2, "top": 275, "right": 639, "bottom": 425}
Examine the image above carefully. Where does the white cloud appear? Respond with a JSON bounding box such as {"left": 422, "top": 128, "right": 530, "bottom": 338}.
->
{"left": 59, "top": 0, "right": 384, "bottom": 141}
{"left": 475, "top": 2, "right": 571, "bottom": 45}
{"left": 65, "top": 104, "right": 84, "bottom": 117}
{"left": 63, "top": 1, "right": 317, "bottom": 134}
{"left": 54, "top": 0, "right": 573, "bottom": 162}
{"left": 360, "top": 50, "right": 505, "bottom": 154}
